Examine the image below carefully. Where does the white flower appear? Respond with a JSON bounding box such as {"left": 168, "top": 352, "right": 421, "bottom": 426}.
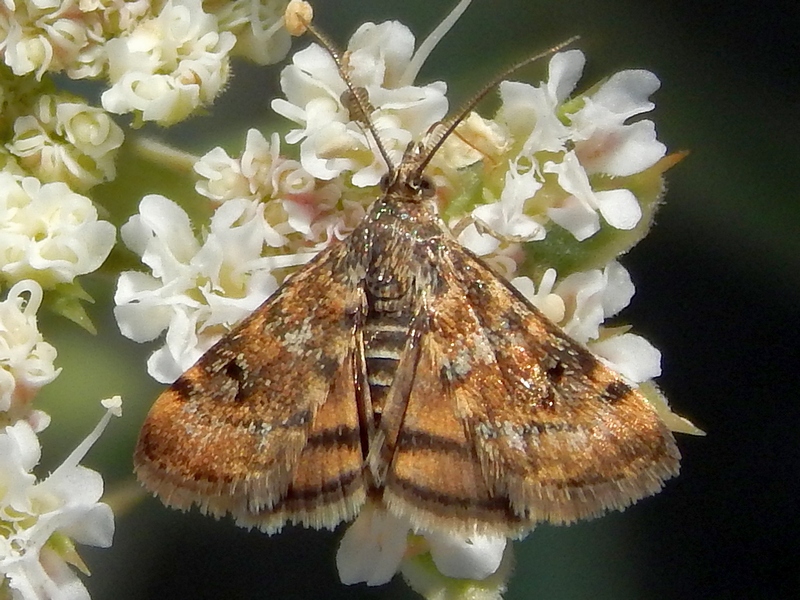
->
{"left": 0, "top": 398, "right": 120, "bottom": 600}
{"left": 435, "top": 111, "right": 509, "bottom": 172}
{"left": 456, "top": 222, "right": 501, "bottom": 257}
{"left": 472, "top": 163, "right": 547, "bottom": 242}
{"left": 544, "top": 150, "right": 641, "bottom": 240}
{"left": 570, "top": 69, "right": 666, "bottom": 176}
{"left": 0, "top": 280, "right": 60, "bottom": 419}
{"left": 7, "top": 95, "right": 124, "bottom": 191}
{"left": 53, "top": 99, "right": 124, "bottom": 171}
{"left": 0, "top": 173, "right": 116, "bottom": 289}
{"left": 592, "top": 333, "right": 662, "bottom": 384}
{"left": 511, "top": 268, "right": 565, "bottom": 323}
{"left": 553, "top": 260, "right": 634, "bottom": 344}
{"left": 423, "top": 530, "right": 506, "bottom": 581}
{"left": 1, "top": 23, "right": 55, "bottom": 80}
{"left": 497, "top": 49, "right": 585, "bottom": 154}
{"left": 0, "top": 0, "right": 151, "bottom": 80}
{"left": 336, "top": 504, "right": 409, "bottom": 586}
{"left": 101, "top": 0, "right": 236, "bottom": 125}
{"left": 336, "top": 503, "right": 507, "bottom": 587}
{"left": 194, "top": 146, "right": 255, "bottom": 203}
{"left": 271, "top": 19, "right": 448, "bottom": 185}
{"left": 211, "top": 0, "right": 292, "bottom": 65}
{"left": 490, "top": 50, "right": 662, "bottom": 241}
{"left": 114, "top": 195, "right": 310, "bottom": 382}
{"left": 194, "top": 129, "right": 315, "bottom": 204}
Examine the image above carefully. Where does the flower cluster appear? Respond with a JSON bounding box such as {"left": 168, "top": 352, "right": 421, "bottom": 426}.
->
{"left": 101, "top": 0, "right": 237, "bottom": 126}
{"left": 1, "top": 0, "right": 291, "bottom": 123}
{"left": 0, "top": 280, "right": 122, "bottom": 600}
{"left": 1, "top": 0, "right": 295, "bottom": 307}
{"left": 0, "top": 174, "right": 116, "bottom": 291}
{"left": 112, "top": 1, "right": 699, "bottom": 597}
{"left": 2, "top": 3, "right": 301, "bottom": 598}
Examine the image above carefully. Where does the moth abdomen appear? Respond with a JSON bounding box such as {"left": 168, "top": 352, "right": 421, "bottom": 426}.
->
{"left": 363, "top": 309, "right": 412, "bottom": 419}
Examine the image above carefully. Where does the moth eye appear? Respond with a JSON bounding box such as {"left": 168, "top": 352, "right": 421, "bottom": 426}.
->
{"left": 379, "top": 173, "right": 391, "bottom": 191}
{"left": 418, "top": 176, "right": 435, "bottom": 198}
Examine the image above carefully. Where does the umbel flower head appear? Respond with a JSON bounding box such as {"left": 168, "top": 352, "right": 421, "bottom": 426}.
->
{"left": 113, "top": 0, "right": 701, "bottom": 598}
{"left": 117, "top": 0, "right": 677, "bottom": 396}
{"left": 0, "top": 398, "right": 121, "bottom": 600}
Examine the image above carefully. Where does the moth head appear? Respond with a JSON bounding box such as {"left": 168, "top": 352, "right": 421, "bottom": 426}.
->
{"left": 378, "top": 141, "right": 437, "bottom": 202}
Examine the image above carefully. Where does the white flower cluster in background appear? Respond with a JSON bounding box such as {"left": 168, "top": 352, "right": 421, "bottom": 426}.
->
{"left": 1, "top": 0, "right": 292, "bottom": 125}
{"left": 5, "top": 93, "right": 125, "bottom": 192}
{"left": 1, "top": 0, "right": 296, "bottom": 298}
{"left": 0, "top": 174, "right": 116, "bottom": 291}
{"left": 0, "top": 0, "right": 294, "bottom": 212}
{"left": 1, "top": 2, "right": 295, "bottom": 592}
{"left": 1, "top": 4, "right": 304, "bottom": 594}
{"left": 102, "top": 0, "right": 237, "bottom": 126}
{"left": 0, "top": 280, "right": 122, "bottom": 600}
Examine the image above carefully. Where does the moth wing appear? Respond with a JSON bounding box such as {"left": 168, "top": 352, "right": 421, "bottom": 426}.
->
{"left": 134, "top": 242, "right": 368, "bottom": 532}
{"left": 376, "top": 303, "right": 524, "bottom": 535}
{"left": 380, "top": 243, "right": 679, "bottom": 536}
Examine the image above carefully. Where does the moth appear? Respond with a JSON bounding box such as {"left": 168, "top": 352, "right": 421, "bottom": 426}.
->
{"left": 134, "top": 13, "right": 680, "bottom": 540}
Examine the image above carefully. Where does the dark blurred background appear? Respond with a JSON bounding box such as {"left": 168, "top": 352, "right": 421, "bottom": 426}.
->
{"left": 35, "top": 0, "right": 799, "bottom": 598}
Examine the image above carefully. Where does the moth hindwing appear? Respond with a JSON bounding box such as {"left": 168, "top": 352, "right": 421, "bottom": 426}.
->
{"left": 134, "top": 10, "right": 680, "bottom": 539}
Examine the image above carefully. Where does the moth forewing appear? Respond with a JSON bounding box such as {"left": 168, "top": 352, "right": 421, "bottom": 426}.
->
{"left": 369, "top": 238, "right": 679, "bottom": 537}
{"left": 440, "top": 242, "right": 680, "bottom": 526}
{"left": 134, "top": 242, "right": 370, "bottom": 532}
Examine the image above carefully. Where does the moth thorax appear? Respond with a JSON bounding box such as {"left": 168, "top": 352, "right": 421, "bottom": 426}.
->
{"left": 365, "top": 263, "right": 411, "bottom": 310}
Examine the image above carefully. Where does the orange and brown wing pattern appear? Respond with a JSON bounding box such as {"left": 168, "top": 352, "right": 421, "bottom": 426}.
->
{"left": 134, "top": 242, "right": 368, "bottom": 532}
{"left": 379, "top": 242, "right": 679, "bottom": 536}
{"left": 378, "top": 306, "right": 527, "bottom": 535}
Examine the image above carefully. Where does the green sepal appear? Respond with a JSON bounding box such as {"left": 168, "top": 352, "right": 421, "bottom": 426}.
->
{"left": 46, "top": 281, "right": 97, "bottom": 334}
{"left": 46, "top": 532, "right": 90, "bottom": 576}
{"left": 639, "top": 380, "right": 705, "bottom": 436}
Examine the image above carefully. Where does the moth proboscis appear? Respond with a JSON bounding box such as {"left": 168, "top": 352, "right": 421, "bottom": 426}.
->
{"left": 133, "top": 7, "right": 680, "bottom": 539}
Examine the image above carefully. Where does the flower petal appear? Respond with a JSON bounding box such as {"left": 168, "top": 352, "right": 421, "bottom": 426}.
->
{"left": 336, "top": 505, "right": 409, "bottom": 586}
{"left": 426, "top": 532, "right": 507, "bottom": 580}
{"left": 593, "top": 189, "right": 642, "bottom": 230}
{"left": 592, "top": 333, "right": 662, "bottom": 383}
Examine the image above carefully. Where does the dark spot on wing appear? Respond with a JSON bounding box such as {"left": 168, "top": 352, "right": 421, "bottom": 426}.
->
{"left": 601, "top": 380, "right": 633, "bottom": 404}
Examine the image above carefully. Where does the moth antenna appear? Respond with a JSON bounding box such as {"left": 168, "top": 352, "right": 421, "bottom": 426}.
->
{"left": 297, "top": 16, "right": 397, "bottom": 177}
{"left": 414, "top": 35, "right": 581, "bottom": 176}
